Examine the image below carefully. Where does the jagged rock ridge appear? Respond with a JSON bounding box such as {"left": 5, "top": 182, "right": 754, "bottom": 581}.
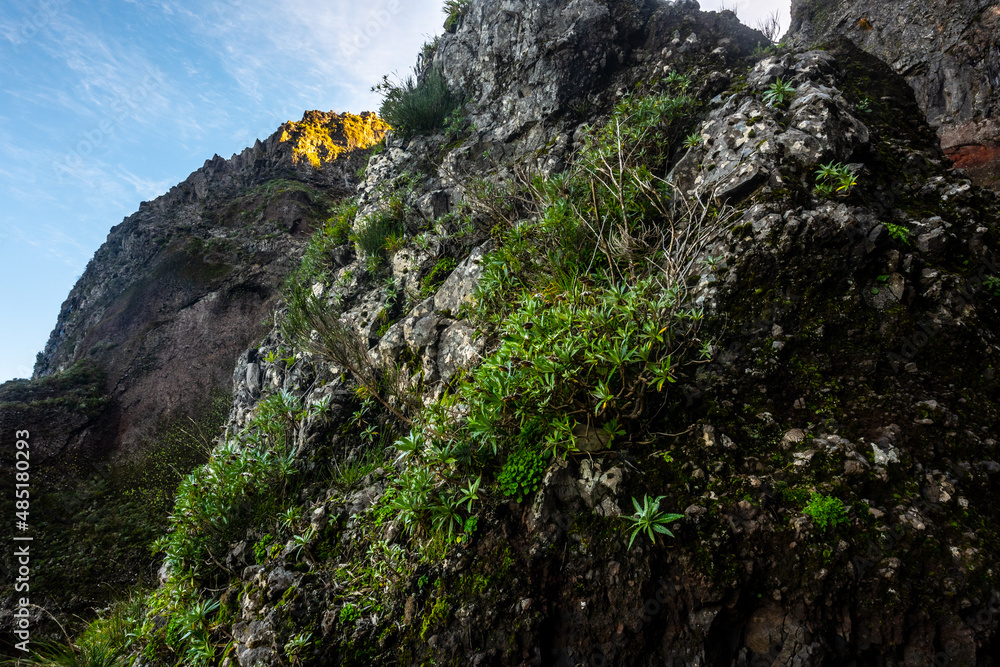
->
{"left": 32, "top": 110, "right": 386, "bottom": 459}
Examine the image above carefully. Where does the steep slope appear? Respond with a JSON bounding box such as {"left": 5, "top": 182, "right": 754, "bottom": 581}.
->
{"left": 211, "top": 30, "right": 1000, "bottom": 663}
{"left": 0, "top": 111, "right": 387, "bottom": 650}
{"left": 32, "top": 111, "right": 388, "bottom": 460}
{"left": 789, "top": 0, "right": 1000, "bottom": 190}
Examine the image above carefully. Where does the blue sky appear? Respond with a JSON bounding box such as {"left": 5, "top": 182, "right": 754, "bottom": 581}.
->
{"left": 0, "top": 0, "right": 787, "bottom": 383}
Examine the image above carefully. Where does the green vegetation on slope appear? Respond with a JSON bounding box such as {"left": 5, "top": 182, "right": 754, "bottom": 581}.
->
{"left": 385, "top": 82, "right": 711, "bottom": 547}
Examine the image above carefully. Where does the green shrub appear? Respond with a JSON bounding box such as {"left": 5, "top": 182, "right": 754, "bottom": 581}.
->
{"left": 339, "top": 603, "right": 362, "bottom": 624}
{"left": 497, "top": 444, "right": 547, "bottom": 503}
{"left": 134, "top": 386, "right": 307, "bottom": 663}
{"left": 353, "top": 209, "right": 406, "bottom": 259}
{"left": 803, "top": 492, "right": 848, "bottom": 531}
{"left": 443, "top": 0, "right": 471, "bottom": 32}
{"left": 420, "top": 256, "right": 458, "bottom": 296}
{"left": 389, "top": 87, "right": 727, "bottom": 551}
{"left": 375, "top": 67, "right": 463, "bottom": 139}
{"left": 883, "top": 221, "right": 912, "bottom": 245}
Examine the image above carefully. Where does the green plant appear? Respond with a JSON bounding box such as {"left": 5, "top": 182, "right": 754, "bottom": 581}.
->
{"left": 442, "top": 0, "right": 471, "bottom": 32}
{"left": 353, "top": 209, "right": 406, "bottom": 260}
{"left": 664, "top": 71, "right": 692, "bottom": 92}
{"left": 457, "top": 515, "right": 478, "bottom": 544}
{"left": 339, "top": 603, "right": 362, "bottom": 624}
{"left": 290, "top": 525, "right": 317, "bottom": 563}
{"left": 985, "top": 275, "right": 1000, "bottom": 296}
{"left": 280, "top": 506, "right": 303, "bottom": 530}
{"left": 375, "top": 67, "right": 463, "bottom": 139}
{"left": 883, "top": 221, "right": 912, "bottom": 245}
{"left": 803, "top": 492, "right": 848, "bottom": 531}
{"left": 420, "top": 256, "right": 458, "bottom": 296}
{"left": 284, "top": 632, "right": 312, "bottom": 666}
{"left": 762, "top": 78, "right": 796, "bottom": 106}
{"left": 309, "top": 393, "right": 334, "bottom": 420}
{"left": 623, "top": 494, "right": 683, "bottom": 549}
{"left": 497, "top": 445, "right": 547, "bottom": 503}
{"left": 384, "top": 89, "right": 729, "bottom": 552}
{"left": 282, "top": 289, "right": 415, "bottom": 424}
{"left": 413, "top": 232, "right": 434, "bottom": 250}
{"left": 8, "top": 639, "right": 128, "bottom": 667}
{"left": 420, "top": 36, "right": 440, "bottom": 65}
{"left": 330, "top": 443, "right": 388, "bottom": 489}
{"left": 8, "top": 593, "right": 145, "bottom": 666}
{"left": 814, "top": 181, "right": 835, "bottom": 198}
{"left": 814, "top": 161, "right": 858, "bottom": 197}
{"left": 286, "top": 199, "right": 357, "bottom": 290}
{"left": 683, "top": 132, "right": 702, "bottom": 149}
{"left": 253, "top": 534, "right": 276, "bottom": 564}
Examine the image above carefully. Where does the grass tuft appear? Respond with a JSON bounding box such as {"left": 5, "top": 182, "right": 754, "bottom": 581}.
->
{"left": 375, "top": 68, "right": 463, "bottom": 139}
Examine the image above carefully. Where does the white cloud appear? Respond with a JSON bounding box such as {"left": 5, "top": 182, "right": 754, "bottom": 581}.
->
{"left": 38, "top": 20, "right": 175, "bottom": 122}
{"left": 699, "top": 0, "right": 790, "bottom": 37}
{"left": 168, "top": 0, "right": 443, "bottom": 114}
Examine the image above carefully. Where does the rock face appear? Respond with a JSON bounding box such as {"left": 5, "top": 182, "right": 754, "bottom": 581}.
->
{"left": 433, "top": 0, "right": 765, "bottom": 165}
{"left": 31, "top": 110, "right": 387, "bottom": 460}
{"left": 204, "top": 5, "right": 1000, "bottom": 663}
{"left": 0, "top": 361, "right": 107, "bottom": 466}
{"left": 789, "top": 0, "right": 1000, "bottom": 190}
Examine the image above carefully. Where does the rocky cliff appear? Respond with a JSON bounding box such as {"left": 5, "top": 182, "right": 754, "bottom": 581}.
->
{"left": 0, "top": 111, "right": 386, "bottom": 647}
{"left": 32, "top": 110, "right": 388, "bottom": 460}
{"left": 789, "top": 0, "right": 1000, "bottom": 190}
{"left": 6, "top": 0, "right": 1000, "bottom": 665}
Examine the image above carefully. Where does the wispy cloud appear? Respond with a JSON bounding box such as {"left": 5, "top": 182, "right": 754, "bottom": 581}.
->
{"left": 38, "top": 20, "right": 178, "bottom": 127}
{"left": 169, "top": 0, "right": 443, "bottom": 114}
{"left": 115, "top": 167, "right": 174, "bottom": 200}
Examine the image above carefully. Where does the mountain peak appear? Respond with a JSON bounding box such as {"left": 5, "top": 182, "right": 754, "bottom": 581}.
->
{"left": 278, "top": 110, "right": 390, "bottom": 169}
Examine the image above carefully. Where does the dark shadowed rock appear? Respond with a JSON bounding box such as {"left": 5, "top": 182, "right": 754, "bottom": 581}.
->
{"left": 790, "top": 0, "right": 1000, "bottom": 190}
